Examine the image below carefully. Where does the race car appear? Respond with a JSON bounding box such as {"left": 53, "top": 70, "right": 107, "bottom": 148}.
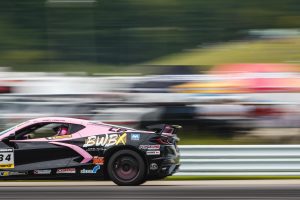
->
{"left": 0, "top": 117, "right": 180, "bottom": 185}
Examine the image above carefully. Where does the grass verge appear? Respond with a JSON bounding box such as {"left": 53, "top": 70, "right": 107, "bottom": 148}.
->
{"left": 150, "top": 37, "right": 300, "bottom": 66}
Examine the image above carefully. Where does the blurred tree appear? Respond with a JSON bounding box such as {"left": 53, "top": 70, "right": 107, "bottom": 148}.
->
{"left": 1, "top": 0, "right": 300, "bottom": 68}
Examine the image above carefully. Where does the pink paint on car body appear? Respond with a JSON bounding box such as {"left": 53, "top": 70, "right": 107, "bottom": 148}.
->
{"left": 49, "top": 141, "right": 93, "bottom": 163}
{"left": 0, "top": 117, "right": 154, "bottom": 142}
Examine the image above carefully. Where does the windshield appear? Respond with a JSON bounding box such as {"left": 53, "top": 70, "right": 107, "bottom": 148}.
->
{"left": 0, "top": 122, "right": 26, "bottom": 136}
{"left": 0, "top": 126, "right": 15, "bottom": 136}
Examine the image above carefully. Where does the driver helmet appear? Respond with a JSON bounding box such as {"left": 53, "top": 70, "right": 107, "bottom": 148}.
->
{"left": 56, "top": 125, "right": 68, "bottom": 136}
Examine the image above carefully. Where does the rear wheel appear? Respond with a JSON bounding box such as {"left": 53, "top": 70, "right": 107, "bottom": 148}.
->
{"left": 107, "top": 149, "right": 146, "bottom": 186}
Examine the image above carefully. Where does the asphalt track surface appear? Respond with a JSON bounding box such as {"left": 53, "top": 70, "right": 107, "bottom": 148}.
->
{"left": 2, "top": 180, "right": 300, "bottom": 200}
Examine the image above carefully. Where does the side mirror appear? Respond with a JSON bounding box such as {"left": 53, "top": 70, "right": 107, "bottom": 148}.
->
{"left": 7, "top": 133, "right": 15, "bottom": 139}
{"left": 2, "top": 133, "right": 15, "bottom": 143}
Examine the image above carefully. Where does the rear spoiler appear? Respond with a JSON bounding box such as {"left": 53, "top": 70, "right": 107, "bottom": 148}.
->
{"left": 146, "top": 124, "right": 182, "bottom": 136}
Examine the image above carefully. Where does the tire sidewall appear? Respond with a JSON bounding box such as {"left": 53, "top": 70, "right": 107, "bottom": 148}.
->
{"left": 107, "top": 149, "right": 146, "bottom": 186}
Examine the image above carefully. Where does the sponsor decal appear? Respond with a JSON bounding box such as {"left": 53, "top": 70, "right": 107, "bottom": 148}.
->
{"left": 131, "top": 133, "right": 140, "bottom": 141}
{"left": 146, "top": 151, "right": 160, "bottom": 155}
{"left": 0, "top": 148, "right": 14, "bottom": 169}
{"left": 86, "top": 147, "right": 103, "bottom": 152}
{"left": 139, "top": 145, "right": 160, "bottom": 150}
{"left": 47, "top": 135, "right": 72, "bottom": 140}
{"left": 0, "top": 164, "right": 14, "bottom": 168}
{"left": 0, "top": 149, "right": 13, "bottom": 153}
{"left": 109, "top": 127, "right": 127, "bottom": 132}
{"left": 34, "top": 170, "right": 51, "bottom": 175}
{"left": 0, "top": 171, "right": 9, "bottom": 176}
{"left": 80, "top": 165, "right": 101, "bottom": 174}
{"left": 150, "top": 163, "right": 158, "bottom": 170}
{"left": 93, "top": 156, "right": 104, "bottom": 165}
{"left": 0, "top": 171, "right": 27, "bottom": 176}
{"left": 9, "top": 171, "right": 27, "bottom": 176}
{"left": 83, "top": 132, "right": 127, "bottom": 148}
{"left": 56, "top": 168, "right": 76, "bottom": 174}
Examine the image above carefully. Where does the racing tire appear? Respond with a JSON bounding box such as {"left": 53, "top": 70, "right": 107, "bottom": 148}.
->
{"left": 107, "top": 149, "right": 146, "bottom": 186}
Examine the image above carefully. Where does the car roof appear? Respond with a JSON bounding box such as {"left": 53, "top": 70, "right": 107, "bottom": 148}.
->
{"left": 28, "top": 117, "right": 89, "bottom": 125}
{"left": 26, "top": 117, "right": 154, "bottom": 133}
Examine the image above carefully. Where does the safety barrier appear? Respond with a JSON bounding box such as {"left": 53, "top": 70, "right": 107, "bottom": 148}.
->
{"left": 177, "top": 145, "right": 300, "bottom": 176}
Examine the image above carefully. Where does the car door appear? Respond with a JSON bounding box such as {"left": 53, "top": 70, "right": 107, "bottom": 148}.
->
{"left": 12, "top": 141, "right": 79, "bottom": 171}
{"left": 9, "top": 122, "right": 86, "bottom": 171}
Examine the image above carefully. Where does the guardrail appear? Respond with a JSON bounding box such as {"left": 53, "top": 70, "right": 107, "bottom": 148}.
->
{"left": 177, "top": 145, "right": 300, "bottom": 176}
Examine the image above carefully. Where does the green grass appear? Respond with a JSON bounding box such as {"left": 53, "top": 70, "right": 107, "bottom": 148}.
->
{"left": 179, "top": 134, "right": 275, "bottom": 145}
{"left": 179, "top": 136, "right": 280, "bottom": 145}
{"left": 149, "top": 37, "right": 300, "bottom": 66}
{"left": 10, "top": 62, "right": 131, "bottom": 74}
{"left": 4, "top": 37, "right": 300, "bottom": 74}
{"left": 8, "top": 62, "right": 166, "bottom": 75}
{"left": 180, "top": 137, "right": 235, "bottom": 145}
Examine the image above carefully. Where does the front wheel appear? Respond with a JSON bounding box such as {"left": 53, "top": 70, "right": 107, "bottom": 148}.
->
{"left": 107, "top": 149, "right": 146, "bottom": 186}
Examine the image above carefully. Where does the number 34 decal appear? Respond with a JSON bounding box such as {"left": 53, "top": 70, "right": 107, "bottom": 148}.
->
{"left": 0, "top": 154, "right": 11, "bottom": 161}
{"left": 0, "top": 149, "right": 14, "bottom": 169}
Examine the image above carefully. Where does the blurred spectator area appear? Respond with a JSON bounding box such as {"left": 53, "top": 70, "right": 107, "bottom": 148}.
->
{"left": 0, "top": 67, "right": 299, "bottom": 144}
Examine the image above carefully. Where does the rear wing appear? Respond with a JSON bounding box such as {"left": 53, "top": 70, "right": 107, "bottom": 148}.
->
{"left": 146, "top": 124, "right": 182, "bottom": 136}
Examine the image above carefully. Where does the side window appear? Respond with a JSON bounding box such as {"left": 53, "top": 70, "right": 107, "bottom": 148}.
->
{"left": 15, "top": 122, "right": 85, "bottom": 140}
{"left": 33, "top": 123, "right": 68, "bottom": 138}
{"left": 68, "top": 124, "right": 85, "bottom": 134}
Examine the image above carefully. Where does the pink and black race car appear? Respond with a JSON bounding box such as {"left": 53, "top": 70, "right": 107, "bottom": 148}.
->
{"left": 0, "top": 117, "right": 180, "bottom": 185}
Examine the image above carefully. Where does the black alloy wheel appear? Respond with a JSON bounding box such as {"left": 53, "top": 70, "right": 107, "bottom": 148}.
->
{"left": 107, "top": 149, "right": 146, "bottom": 186}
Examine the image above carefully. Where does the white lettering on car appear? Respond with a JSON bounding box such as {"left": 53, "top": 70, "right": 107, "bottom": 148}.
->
{"left": 83, "top": 132, "right": 127, "bottom": 148}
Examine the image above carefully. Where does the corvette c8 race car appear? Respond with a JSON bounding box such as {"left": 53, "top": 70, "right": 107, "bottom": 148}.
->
{"left": 0, "top": 117, "right": 180, "bottom": 185}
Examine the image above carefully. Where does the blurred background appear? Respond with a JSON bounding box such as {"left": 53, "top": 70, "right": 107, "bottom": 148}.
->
{"left": 1, "top": 0, "right": 300, "bottom": 144}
